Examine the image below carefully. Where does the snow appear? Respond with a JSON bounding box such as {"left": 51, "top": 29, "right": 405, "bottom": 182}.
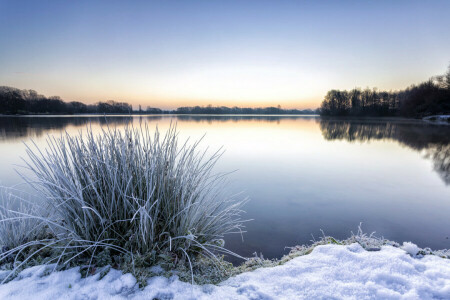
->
{"left": 401, "top": 242, "right": 420, "bottom": 257}
{"left": 0, "top": 243, "right": 449, "bottom": 299}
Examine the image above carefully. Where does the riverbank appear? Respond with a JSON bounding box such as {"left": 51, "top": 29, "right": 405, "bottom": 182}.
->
{"left": 0, "top": 242, "right": 448, "bottom": 299}
{"left": 0, "top": 231, "right": 449, "bottom": 299}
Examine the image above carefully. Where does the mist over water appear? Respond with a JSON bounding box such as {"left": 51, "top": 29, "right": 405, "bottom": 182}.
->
{"left": 0, "top": 115, "right": 449, "bottom": 261}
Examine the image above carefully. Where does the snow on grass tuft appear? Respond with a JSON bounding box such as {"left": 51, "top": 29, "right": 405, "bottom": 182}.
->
{"left": 402, "top": 242, "right": 420, "bottom": 257}
{"left": 0, "top": 243, "right": 449, "bottom": 299}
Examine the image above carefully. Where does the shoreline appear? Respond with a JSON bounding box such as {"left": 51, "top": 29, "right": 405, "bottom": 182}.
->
{"left": 0, "top": 113, "right": 447, "bottom": 121}
{"left": 0, "top": 234, "right": 449, "bottom": 299}
{"left": 1, "top": 229, "right": 448, "bottom": 285}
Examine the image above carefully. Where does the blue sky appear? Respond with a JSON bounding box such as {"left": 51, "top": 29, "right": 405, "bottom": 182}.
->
{"left": 0, "top": 0, "right": 449, "bottom": 109}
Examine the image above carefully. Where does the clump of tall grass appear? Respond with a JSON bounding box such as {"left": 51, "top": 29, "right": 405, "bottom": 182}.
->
{"left": 0, "top": 124, "right": 247, "bottom": 282}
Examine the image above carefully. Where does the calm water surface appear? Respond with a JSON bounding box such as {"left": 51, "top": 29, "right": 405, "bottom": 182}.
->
{"left": 0, "top": 115, "right": 449, "bottom": 260}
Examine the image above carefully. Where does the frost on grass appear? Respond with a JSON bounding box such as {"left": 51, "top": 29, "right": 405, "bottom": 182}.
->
{"left": 0, "top": 188, "right": 49, "bottom": 275}
{"left": 0, "top": 124, "right": 247, "bottom": 284}
{"left": 0, "top": 243, "right": 449, "bottom": 300}
{"left": 0, "top": 188, "right": 46, "bottom": 252}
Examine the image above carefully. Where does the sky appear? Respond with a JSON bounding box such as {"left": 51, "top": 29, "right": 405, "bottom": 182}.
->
{"left": 0, "top": 0, "right": 449, "bottom": 109}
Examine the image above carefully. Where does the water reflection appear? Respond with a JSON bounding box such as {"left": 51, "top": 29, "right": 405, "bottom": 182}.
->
{"left": 0, "top": 116, "right": 133, "bottom": 141}
{"left": 175, "top": 114, "right": 316, "bottom": 124}
{"left": 0, "top": 115, "right": 318, "bottom": 142}
{"left": 319, "top": 118, "right": 450, "bottom": 185}
{"left": 1, "top": 116, "right": 448, "bottom": 185}
{"left": 1, "top": 115, "right": 449, "bottom": 259}
{"left": 425, "top": 145, "right": 450, "bottom": 185}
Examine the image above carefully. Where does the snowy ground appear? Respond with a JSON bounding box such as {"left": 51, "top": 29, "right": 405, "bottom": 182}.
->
{"left": 0, "top": 243, "right": 449, "bottom": 299}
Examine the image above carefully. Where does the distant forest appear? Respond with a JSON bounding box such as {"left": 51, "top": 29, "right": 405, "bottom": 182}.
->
{"left": 0, "top": 86, "right": 132, "bottom": 114}
{"left": 2, "top": 64, "right": 449, "bottom": 117}
{"left": 0, "top": 86, "right": 315, "bottom": 115}
{"left": 320, "top": 65, "right": 450, "bottom": 118}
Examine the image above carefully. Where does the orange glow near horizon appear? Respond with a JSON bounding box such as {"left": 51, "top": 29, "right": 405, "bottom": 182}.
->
{"left": 4, "top": 65, "right": 325, "bottom": 110}
{"left": 3, "top": 84, "right": 323, "bottom": 110}
{"left": 5, "top": 62, "right": 443, "bottom": 110}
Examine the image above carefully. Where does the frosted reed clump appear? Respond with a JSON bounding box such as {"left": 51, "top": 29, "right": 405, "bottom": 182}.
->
{"left": 10, "top": 124, "right": 246, "bottom": 275}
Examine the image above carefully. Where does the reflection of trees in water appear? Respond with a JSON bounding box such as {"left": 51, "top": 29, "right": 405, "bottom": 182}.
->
{"left": 319, "top": 118, "right": 450, "bottom": 185}
{"left": 175, "top": 115, "right": 316, "bottom": 124}
{"left": 320, "top": 119, "right": 398, "bottom": 142}
{"left": 0, "top": 115, "right": 316, "bottom": 141}
{"left": 2, "top": 116, "right": 448, "bottom": 184}
{"left": 0, "top": 115, "right": 312, "bottom": 140}
{"left": 0, "top": 116, "right": 133, "bottom": 141}
{"left": 425, "top": 145, "right": 450, "bottom": 185}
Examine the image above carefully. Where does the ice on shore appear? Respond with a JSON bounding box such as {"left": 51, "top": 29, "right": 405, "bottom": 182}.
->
{"left": 423, "top": 115, "right": 450, "bottom": 125}
{"left": 0, "top": 243, "right": 449, "bottom": 299}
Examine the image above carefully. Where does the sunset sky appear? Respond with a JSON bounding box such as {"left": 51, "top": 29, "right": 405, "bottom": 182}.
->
{"left": 1, "top": 0, "right": 449, "bottom": 109}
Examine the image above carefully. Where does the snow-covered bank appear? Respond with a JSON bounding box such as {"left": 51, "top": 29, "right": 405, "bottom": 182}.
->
{"left": 0, "top": 243, "right": 449, "bottom": 300}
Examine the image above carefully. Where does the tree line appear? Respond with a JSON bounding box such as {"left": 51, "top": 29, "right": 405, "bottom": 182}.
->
{"left": 320, "top": 65, "right": 450, "bottom": 118}
{"left": 0, "top": 86, "right": 132, "bottom": 114}
{"left": 0, "top": 86, "right": 317, "bottom": 115}
{"left": 3, "top": 64, "right": 449, "bottom": 117}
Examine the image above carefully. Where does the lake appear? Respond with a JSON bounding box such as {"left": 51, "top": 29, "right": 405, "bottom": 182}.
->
{"left": 0, "top": 115, "right": 449, "bottom": 262}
